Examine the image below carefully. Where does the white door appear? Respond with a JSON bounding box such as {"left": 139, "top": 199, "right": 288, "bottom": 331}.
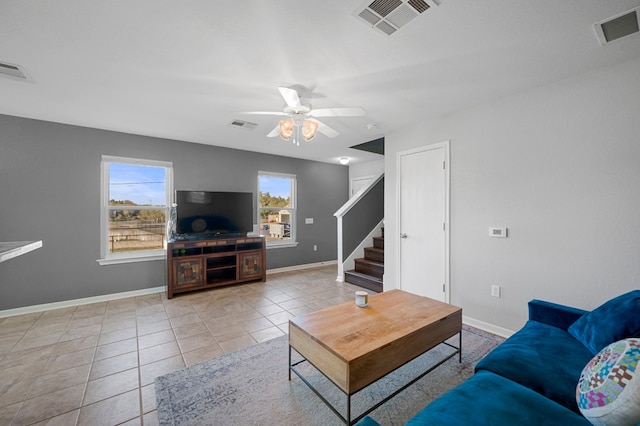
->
{"left": 398, "top": 143, "right": 449, "bottom": 301}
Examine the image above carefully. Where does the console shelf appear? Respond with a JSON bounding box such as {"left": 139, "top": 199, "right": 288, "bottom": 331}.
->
{"left": 167, "top": 236, "right": 266, "bottom": 298}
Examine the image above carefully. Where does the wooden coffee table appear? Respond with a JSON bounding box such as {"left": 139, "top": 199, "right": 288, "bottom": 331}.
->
{"left": 288, "top": 289, "right": 462, "bottom": 425}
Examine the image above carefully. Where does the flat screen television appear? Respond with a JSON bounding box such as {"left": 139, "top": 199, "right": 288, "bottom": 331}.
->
{"left": 175, "top": 190, "right": 253, "bottom": 238}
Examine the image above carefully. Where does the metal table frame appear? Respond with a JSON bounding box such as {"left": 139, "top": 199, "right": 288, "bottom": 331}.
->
{"left": 289, "top": 332, "right": 461, "bottom": 425}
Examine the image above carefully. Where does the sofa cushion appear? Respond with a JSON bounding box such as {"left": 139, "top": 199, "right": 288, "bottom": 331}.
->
{"left": 577, "top": 338, "right": 640, "bottom": 426}
{"left": 475, "top": 320, "right": 594, "bottom": 413}
{"left": 406, "top": 370, "right": 591, "bottom": 426}
{"left": 568, "top": 290, "right": 640, "bottom": 355}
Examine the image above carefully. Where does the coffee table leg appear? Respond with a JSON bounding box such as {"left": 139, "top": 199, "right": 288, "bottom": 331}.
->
{"left": 458, "top": 331, "right": 462, "bottom": 363}
{"left": 288, "top": 344, "right": 291, "bottom": 381}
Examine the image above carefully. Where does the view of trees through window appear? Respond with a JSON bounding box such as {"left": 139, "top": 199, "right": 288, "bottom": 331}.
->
{"left": 107, "top": 162, "right": 168, "bottom": 254}
{"left": 258, "top": 173, "right": 295, "bottom": 242}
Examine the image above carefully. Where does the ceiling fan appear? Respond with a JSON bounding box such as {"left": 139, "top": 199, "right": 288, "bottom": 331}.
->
{"left": 241, "top": 86, "right": 365, "bottom": 146}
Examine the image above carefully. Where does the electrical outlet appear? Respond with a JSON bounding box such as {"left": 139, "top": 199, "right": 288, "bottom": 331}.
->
{"left": 313, "top": 245, "right": 317, "bottom": 251}
{"left": 491, "top": 285, "right": 501, "bottom": 298}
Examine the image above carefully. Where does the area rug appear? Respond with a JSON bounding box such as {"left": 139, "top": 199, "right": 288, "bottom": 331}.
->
{"left": 155, "top": 325, "right": 504, "bottom": 426}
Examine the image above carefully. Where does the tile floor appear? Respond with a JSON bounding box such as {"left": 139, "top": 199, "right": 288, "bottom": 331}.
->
{"left": 0, "top": 265, "right": 365, "bottom": 426}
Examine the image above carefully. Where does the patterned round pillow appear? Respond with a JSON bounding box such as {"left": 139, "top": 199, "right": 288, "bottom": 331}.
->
{"left": 576, "top": 338, "right": 640, "bottom": 426}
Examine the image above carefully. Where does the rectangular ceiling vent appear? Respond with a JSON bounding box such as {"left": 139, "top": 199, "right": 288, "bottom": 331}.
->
{"left": 594, "top": 6, "right": 640, "bottom": 45}
{"left": 0, "top": 61, "right": 33, "bottom": 83}
{"left": 353, "top": 0, "right": 438, "bottom": 36}
{"left": 228, "top": 119, "right": 258, "bottom": 130}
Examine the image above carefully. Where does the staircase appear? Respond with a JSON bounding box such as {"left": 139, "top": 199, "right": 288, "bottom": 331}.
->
{"left": 344, "top": 228, "right": 384, "bottom": 293}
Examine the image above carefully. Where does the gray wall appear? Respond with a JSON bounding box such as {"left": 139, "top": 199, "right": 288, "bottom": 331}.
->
{"left": 384, "top": 56, "right": 640, "bottom": 333}
{"left": 0, "top": 115, "right": 348, "bottom": 310}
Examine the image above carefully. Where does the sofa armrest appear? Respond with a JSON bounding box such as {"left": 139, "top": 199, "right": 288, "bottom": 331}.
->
{"left": 528, "top": 299, "right": 588, "bottom": 330}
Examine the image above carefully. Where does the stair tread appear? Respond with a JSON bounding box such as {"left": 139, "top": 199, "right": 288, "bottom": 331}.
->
{"left": 355, "top": 258, "right": 383, "bottom": 266}
{"left": 345, "top": 270, "right": 383, "bottom": 283}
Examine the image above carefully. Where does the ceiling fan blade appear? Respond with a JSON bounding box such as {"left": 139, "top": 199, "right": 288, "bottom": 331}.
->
{"left": 239, "top": 111, "right": 288, "bottom": 116}
{"left": 316, "top": 120, "right": 339, "bottom": 138}
{"left": 309, "top": 107, "right": 365, "bottom": 117}
{"left": 267, "top": 125, "right": 281, "bottom": 137}
{"left": 278, "top": 86, "right": 301, "bottom": 108}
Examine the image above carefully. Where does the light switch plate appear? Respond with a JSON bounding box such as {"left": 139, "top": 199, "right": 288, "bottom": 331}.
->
{"left": 489, "top": 227, "right": 507, "bottom": 238}
{"left": 305, "top": 218, "right": 314, "bottom": 224}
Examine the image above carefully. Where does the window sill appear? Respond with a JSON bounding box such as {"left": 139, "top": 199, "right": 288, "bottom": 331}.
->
{"left": 97, "top": 252, "right": 165, "bottom": 265}
{"left": 266, "top": 241, "right": 299, "bottom": 249}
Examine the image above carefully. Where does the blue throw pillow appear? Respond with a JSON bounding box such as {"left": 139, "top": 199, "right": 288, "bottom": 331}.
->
{"left": 568, "top": 290, "right": 640, "bottom": 354}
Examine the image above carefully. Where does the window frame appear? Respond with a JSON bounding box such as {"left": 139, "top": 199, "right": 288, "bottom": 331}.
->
{"left": 98, "top": 155, "right": 174, "bottom": 265}
{"left": 257, "top": 171, "right": 299, "bottom": 249}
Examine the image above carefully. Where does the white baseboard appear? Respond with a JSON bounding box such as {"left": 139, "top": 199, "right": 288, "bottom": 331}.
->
{"left": 0, "top": 286, "right": 166, "bottom": 319}
{"left": 463, "top": 315, "right": 515, "bottom": 338}
{"left": 267, "top": 260, "right": 337, "bottom": 275}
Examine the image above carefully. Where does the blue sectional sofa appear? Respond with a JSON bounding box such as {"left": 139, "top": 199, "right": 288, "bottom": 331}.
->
{"left": 360, "top": 290, "right": 640, "bottom": 425}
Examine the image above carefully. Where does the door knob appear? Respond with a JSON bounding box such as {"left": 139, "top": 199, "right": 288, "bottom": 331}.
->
{"left": 400, "top": 233, "right": 408, "bottom": 239}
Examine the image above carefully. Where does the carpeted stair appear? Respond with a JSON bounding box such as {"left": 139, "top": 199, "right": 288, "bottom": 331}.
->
{"left": 345, "top": 228, "right": 384, "bottom": 293}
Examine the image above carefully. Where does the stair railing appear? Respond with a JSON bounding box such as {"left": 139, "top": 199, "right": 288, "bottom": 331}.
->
{"left": 334, "top": 172, "right": 384, "bottom": 282}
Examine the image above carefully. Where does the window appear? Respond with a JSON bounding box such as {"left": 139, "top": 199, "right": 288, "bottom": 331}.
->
{"left": 258, "top": 172, "right": 297, "bottom": 247}
{"left": 99, "top": 155, "right": 173, "bottom": 265}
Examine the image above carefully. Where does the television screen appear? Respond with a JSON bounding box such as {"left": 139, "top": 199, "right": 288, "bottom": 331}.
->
{"left": 175, "top": 191, "right": 253, "bottom": 237}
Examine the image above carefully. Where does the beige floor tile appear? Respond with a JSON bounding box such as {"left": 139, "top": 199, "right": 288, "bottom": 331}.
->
{"left": 77, "top": 389, "right": 140, "bottom": 426}
{"left": 13, "top": 383, "right": 85, "bottom": 426}
{"left": 90, "top": 351, "right": 138, "bottom": 380}
{"left": 264, "top": 311, "right": 295, "bottom": 326}
{"left": 136, "top": 318, "right": 171, "bottom": 336}
{"left": 0, "top": 345, "right": 55, "bottom": 370}
{"left": 98, "top": 327, "right": 137, "bottom": 346}
{"left": 44, "top": 347, "right": 95, "bottom": 373}
{"left": 0, "top": 376, "right": 36, "bottom": 408}
{"left": 138, "top": 329, "right": 175, "bottom": 350}
{"left": 142, "top": 411, "right": 159, "bottom": 426}
{"left": 0, "top": 266, "right": 351, "bottom": 425}
{"left": 139, "top": 340, "right": 181, "bottom": 366}
{"left": 83, "top": 368, "right": 139, "bottom": 405}
{"left": 209, "top": 325, "right": 247, "bottom": 342}
{"left": 100, "top": 316, "right": 137, "bottom": 334}
{"left": 266, "top": 293, "right": 293, "bottom": 304}
{"left": 219, "top": 334, "right": 257, "bottom": 354}
{"left": 22, "top": 322, "right": 68, "bottom": 339}
{"left": 140, "top": 384, "right": 156, "bottom": 414}
{"left": 31, "top": 409, "right": 79, "bottom": 425}
{"left": 251, "top": 326, "right": 286, "bottom": 343}
{"left": 239, "top": 317, "right": 274, "bottom": 333}
{"left": 140, "top": 355, "right": 185, "bottom": 386}
{"left": 168, "top": 312, "right": 201, "bottom": 328}
{"left": 182, "top": 344, "right": 224, "bottom": 367}
{"left": 51, "top": 334, "right": 99, "bottom": 356}
{"left": 0, "top": 402, "right": 21, "bottom": 425}
{"left": 12, "top": 334, "right": 62, "bottom": 352}
{"left": 28, "top": 364, "right": 91, "bottom": 399}
{"left": 58, "top": 324, "right": 102, "bottom": 342}
{"left": 176, "top": 332, "right": 216, "bottom": 354}
{"left": 171, "top": 321, "right": 209, "bottom": 340}
{"left": 94, "top": 337, "right": 137, "bottom": 361}
{"left": 255, "top": 303, "right": 284, "bottom": 316}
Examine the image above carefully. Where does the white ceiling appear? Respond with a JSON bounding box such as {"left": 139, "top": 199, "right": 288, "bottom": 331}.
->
{"left": 1, "top": 0, "right": 640, "bottom": 164}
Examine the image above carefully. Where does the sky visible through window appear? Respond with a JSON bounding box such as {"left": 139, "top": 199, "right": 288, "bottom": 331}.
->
{"left": 259, "top": 175, "right": 290, "bottom": 198}
{"left": 109, "top": 163, "right": 166, "bottom": 205}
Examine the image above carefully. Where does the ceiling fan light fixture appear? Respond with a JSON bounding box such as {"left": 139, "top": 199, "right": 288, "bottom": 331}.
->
{"left": 302, "top": 119, "right": 319, "bottom": 141}
{"left": 279, "top": 119, "right": 294, "bottom": 141}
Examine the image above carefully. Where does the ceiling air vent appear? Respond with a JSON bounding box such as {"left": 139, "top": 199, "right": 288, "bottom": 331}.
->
{"left": 353, "top": 0, "right": 437, "bottom": 36}
{"left": 228, "top": 119, "right": 258, "bottom": 130}
{"left": 594, "top": 7, "right": 640, "bottom": 45}
{"left": 0, "top": 61, "right": 33, "bottom": 83}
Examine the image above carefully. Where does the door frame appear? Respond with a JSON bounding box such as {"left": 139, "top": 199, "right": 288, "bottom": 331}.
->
{"left": 396, "top": 141, "right": 450, "bottom": 302}
{"left": 350, "top": 175, "right": 374, "bottom": 198}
